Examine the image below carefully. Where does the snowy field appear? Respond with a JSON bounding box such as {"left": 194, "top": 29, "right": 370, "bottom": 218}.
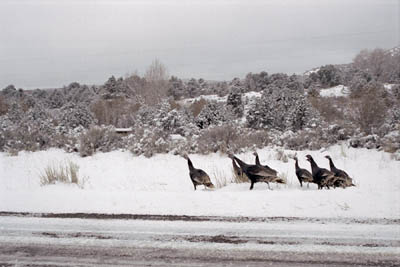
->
{"left": 1, "top": 144, "right": 399, "bottom": 219}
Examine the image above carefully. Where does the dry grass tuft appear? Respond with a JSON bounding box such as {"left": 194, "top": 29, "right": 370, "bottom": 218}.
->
{"left": 40, "top": 161, "right": 85, "bottom": 188}
{"left": 212, "top": 168, "right": 230, "bottom": 189}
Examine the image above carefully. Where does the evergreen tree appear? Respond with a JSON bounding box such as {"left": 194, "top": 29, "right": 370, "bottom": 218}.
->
{"left": 195, "top": 101, "right": 226, "bottom": 129}
{"left": 226, "top": 86, "right": 244, "bottom": 117}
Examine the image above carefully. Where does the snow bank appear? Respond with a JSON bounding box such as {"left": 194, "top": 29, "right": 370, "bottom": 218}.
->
{"left": 1, "top": 145, "right": 399, "bottom": 219}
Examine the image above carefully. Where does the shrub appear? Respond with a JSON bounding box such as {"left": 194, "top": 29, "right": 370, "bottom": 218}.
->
{"left": 307, "top": 86, "right": 320, "bottom": 98}
{"left": 79, "top": 126, "right": 122, "bottom": 157}
{"left": 189, "top": 98, "right": 207, "bottom": 117}
{"left": 235, "top": 129, "right": 270, "bottom": 150}
{"left": 197, "top": 125, "right": 239, "bottom": 154}
{"left": 129, "top": 127, "right": 170, "bottom": 157}
{"left": 351, "top": 89, "right": 388, "bottom": 134}
{"left": 309, "top": 96, "right": 345, "bottom": 124}
{"left": 91, "top": 98, "right": 139, "bottom": 127}
{"left": 168, "top": 98, "right": 181, "bottom": 110}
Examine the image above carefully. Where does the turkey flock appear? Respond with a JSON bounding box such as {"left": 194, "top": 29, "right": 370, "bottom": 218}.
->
{"left": 183, "top": 152, "right": 355, "bottom": 191}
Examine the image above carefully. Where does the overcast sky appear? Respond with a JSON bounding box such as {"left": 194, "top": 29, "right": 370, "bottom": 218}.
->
{"left": 0, "top": 0, "right": 399, "bottom": 89}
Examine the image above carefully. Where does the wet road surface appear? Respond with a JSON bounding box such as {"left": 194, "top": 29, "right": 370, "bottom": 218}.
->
{"left": 0, "top": 213, "right": 399, "bottom": 266}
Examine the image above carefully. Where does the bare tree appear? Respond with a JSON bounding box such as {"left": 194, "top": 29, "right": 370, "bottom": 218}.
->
{"left": 143, "top": 59, "right": 169, "bottom": 105}
{"left": 123, "top": 59, "right": 169, "bottom": 105}
{"left": 353, "top": 48, "right": 399, "bottom": 83}
{"left": 145, "top": 58, "right": 168, "bottom": 82}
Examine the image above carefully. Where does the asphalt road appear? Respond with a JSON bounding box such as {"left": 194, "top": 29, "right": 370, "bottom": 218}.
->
{"left": 0, "top": 213, "right": 399, "bottom": 266}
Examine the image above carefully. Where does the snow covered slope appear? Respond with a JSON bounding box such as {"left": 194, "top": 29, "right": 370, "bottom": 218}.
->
{"left": 319, "top": 85, "right": 350, "bottom": 97}
{"left": 179, "top": 91, "right": 262, "bottom": 106}
{"left": 1, "top": 145, "right": 399, "bottom": 219}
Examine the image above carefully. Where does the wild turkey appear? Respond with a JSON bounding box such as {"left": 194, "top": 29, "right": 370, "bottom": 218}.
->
{"left": 229, "top": 154, "right": 285, "bottom": 190}
{"left": 305, "top": 155, "right": 336, "bottom": 189}
{"left": 183, "top": 154, "right": 214, "bottom": 190}
{"left": 294, "top": 156, "right": 313, "bottom": 187}
{"left": 325, "top": 155, "right": 355, "bottom": 188}
{"left": 252, "top": 152, "right": 281, "bottom": 189}
{"left": 253, "top": 152, "right": 278, "bottom": 176}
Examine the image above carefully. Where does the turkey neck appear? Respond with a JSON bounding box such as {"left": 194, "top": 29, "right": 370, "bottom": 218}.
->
{"left": 234, "top": 156, "right": 248, "bottom": 169}
{"left": 295, "top": 158, "right": 299, "bottom": 170}
{"left": 308, "top": 157, "right": 319, "bottom": 174}
{"left": 187, "top": 158, "right": 194, "bottom": 171}
{"left": 327, "top": 158, "right": 336, "bottom": 171}
{"left": 255, "top": 154, "right": 261, "bottom": 165}
{"left": 232, "top": 158, "right": 239, "bottom": 168}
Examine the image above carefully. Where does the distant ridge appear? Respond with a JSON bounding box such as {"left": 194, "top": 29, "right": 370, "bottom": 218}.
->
{"left": 303, "top": 45, "right": 400, "bottom": 76}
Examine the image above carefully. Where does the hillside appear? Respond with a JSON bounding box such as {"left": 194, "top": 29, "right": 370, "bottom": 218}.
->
{"left": 0, "top": 47, "right": 399, "bottom": 158}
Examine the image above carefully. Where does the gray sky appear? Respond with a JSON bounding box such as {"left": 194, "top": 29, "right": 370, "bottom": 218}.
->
{"left": 0, "top": 0, "right": 399, "bottom": 89}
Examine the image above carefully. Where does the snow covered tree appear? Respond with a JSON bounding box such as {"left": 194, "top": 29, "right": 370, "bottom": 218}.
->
{"left": 47, "top": 90, "right": 66, "bottom": 109}
{"left": 317, "top": 65, "right": 343, "bottom": 87}
{"left": 244, "top": 71, "right": 269, "bottom": 92}
{"left": 187, "top": 78, "right": 200, "bottom": 98}
{"left": 167, "top": 76, "right": 185, "bottom": 100}
{"left": 1, "top": 85, "right": 19, "bottom": 98}
{"left": 246, "top": 86, "right": 317, "bottom": 131}
{"left": 62, "top": 82, "right": 97, "bottom": 105}
{"left": 59, "top": 103, "right": 95, "bottom": 130}
{"left": 153, "top": 100, "right": 196, "bottom": 136}
{"left": 100, "top": 76, "right": 132, "bottom": 99}
{"left": 286, "top": 74, "right": 305, "bottom": 92}
{"left": 6, "top": 103, "right": 24, "bottom": 123}
{"left": 268, "top": 73, "right": 289, "bottom": 89}
{"left": 226, "top": 85, "right": 244, "bottom": 117}
{"left": 195, "top": 101, "right": 226, "bottom": 129}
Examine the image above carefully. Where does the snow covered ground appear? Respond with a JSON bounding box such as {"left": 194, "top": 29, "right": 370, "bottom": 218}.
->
{"left": 1, "top": 144, "right": 399, "bottom": 219}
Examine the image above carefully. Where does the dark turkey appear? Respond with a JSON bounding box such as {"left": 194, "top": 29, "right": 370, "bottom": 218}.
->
{"left": 183, "top": 154, "right": 214, "bottom": 190}
{"left": 229, "top": 154, "right": 285, "bottom": 190}
{"left": 294, "top": 156, "right": 313, "bottom": 187}
{"left": 305, "top": 155, "right": 336, "bottom": 189}
{"left": 325, "top": 155, "right": 355, "bottom": 188}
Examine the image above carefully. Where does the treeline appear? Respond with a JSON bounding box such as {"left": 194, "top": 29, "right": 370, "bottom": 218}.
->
{"left": 0, "top": 48, "right": 399, "bottom": 157}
